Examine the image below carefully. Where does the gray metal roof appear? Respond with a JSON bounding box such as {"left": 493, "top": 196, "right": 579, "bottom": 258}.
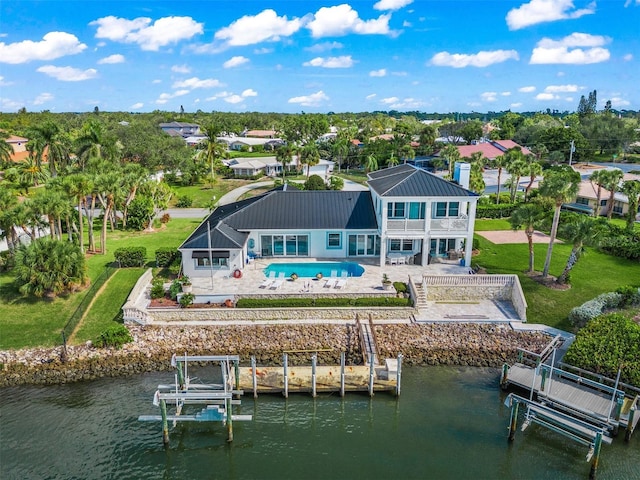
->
{"left": 368, "top": 164, "right": 477, "bottom": 198}
{"left": 180, "top": 189, "right": 377, "bottom": 250}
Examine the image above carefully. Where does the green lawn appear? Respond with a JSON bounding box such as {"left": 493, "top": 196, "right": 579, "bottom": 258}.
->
{"left": 472, "top": 235, "right": 639, "bottom": 331}
{"left": 0, "top": 218, "right": 200, "bottom": 350}
{"left": 168, "top": 178, "right": 251, "bottom": 208}
{"left": 72, "top": 268, "right": 145, "bottom": 344}
{"left": 474, "top": 219, "right": 512, "bottom": 231}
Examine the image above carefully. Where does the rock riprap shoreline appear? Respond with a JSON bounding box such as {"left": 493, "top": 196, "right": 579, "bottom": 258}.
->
{"left": 0, "top": 323, "right": 550, "bottom": 387}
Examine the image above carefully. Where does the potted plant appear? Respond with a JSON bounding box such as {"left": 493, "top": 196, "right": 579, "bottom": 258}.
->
{"left": 180, "top": 276, "right": 192, "bottom": 293}
{"left": 382, "top": 273, "right": 393, "bottom": 290}
{"left": 290, "top": 272, "right": 298, "bottom": 281}
{"left": 316, "top": 272, "right": 323, "bottom": 280}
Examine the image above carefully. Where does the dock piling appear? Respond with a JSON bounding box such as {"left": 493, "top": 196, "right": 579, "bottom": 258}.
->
{"left": 508, "top": 400, "right": 519, "bottom": 442}
{"left": 368, "top": 354, "right": 375, "bottom": 397}
{"left": 396, "top": 354, "right": 403, "bottom": 397}
{"left": 251, "top": 356, "right": 257, "bottom": 398}
{"left": 500, "top": 364, "right": 509, "bottom": 390}
{"left": 226, "top": 396, "right": 233, "bottom": 442}
{"left": 340, "top": 351, "right": 345, "bottom": 397}
{"left": 283, "top": 353, "right": 289, "bottom": 399}
{"left": 589, "top": 432, "right": 602, "bottom": 479}
{"left": 311, "top": 354, "right": 317, "bottom": 398}
{"left": 160, "top": 399, "right": 169, "bottom": 445}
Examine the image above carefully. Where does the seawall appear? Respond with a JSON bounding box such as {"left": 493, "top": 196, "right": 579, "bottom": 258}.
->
{"left": 0, "top": 323, "right": 549, "bottom": 387}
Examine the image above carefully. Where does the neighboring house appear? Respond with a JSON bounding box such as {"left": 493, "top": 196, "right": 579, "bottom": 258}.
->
{"left": 159, "top": 122, "right": 201, "bottom": 138}
{"left": 242, "top": 129, "right": 277, "bottom": 138}
{"left": 227, "top": 137, "right": 283, "bottom": 152}
{"left": 569, "top": 171, "right": 640, "bottom": 217}
{"left": 3, "top": 134, "right": 30, "bottom": 162}
{"left": 227, "top": 156, "right": 295, "bottom": 177}
{"left": 455, "top": 140, "right": 531, "bottom": 162}
{"left": 302, "top": 159, "right": 334, "bottom": 178}
{"left": 179, "top": 164, "right": 478, "bottom": 279}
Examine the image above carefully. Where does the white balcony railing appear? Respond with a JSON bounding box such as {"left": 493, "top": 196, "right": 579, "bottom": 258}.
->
{"left": 386, "top": 219, "right": 426, "bottom": 231}
{"left": 430, "top": 217, "right": 469, "bottom": 231}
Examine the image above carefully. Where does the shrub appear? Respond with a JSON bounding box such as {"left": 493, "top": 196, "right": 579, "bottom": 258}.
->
{"left": 96, "top": 325, "right": 133, "bottom": 349}
{"left": 150, "top": 277, "right": 165, "bottom": 299}
{"left": 476, "top": 203, "right": 518, "bottom": 219}
{"left": 564, "top": 313, "right": 640, "bottom": 387}
{"left": 114, "top": 247, "right": 147, "bottom": 267}
{"left": 155, "top": 247, "right": 179, "bottom": 268}
{"left": 179, "top": 292, "right": 195, "bottom": 308}
{"left": 160, "top": 213, "right": 171, "bottom": 224}
{"left": 568, "top": 292, "right": 624, "bottom": 329}
{"left": 615, "top": 285, "right": 640, "bottom": 307}
{"left": 176, "top": 194, "right": 193, "bottom": 208}
{"left": 127, "top": 195, "right": 154, "bottom": 230}
{"left": 169, "top": 279, "right": 182, "bottom": 300}
{"left": 304, "top": 174, "right": 327, "bottom": 190}
{"left": 599, "top": 234, "right": 640, "bottom": 261}
{"left": 0, "top": 250, "right": 15, "bottom": 272}
{"left": 329, "top": 176, "right": 344, "bottom": 190}
{"left": 393, "top": 282, "right": 408, "bottom": 294}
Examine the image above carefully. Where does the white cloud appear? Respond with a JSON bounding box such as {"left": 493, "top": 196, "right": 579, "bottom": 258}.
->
{"left": 224, "top": 95, "right": 244, "bottom": 104}
{"left": 223, "top": 56, "right": 249, "bottom": 68}
{"left": 511, "top": 102, "right": 523, "bottom": 108}
{"left": 519, "top": 86, "right": 537, "bottom": 92}
{"left": 241, "top": 89, "right": 258, "bottom": 97}
{"left": 481, "top": 92, "right": 498, "bottom": 102}
{"left": 530, "top": 32, "right": 611, "bottom": 64}
{"left": 369, "top": 69, "right": 387, "bottom": 77}
{"left": 171, "top": 64, "right": 191, "bottom": 73}
{"left": 305, "top": 41, "right": 343, "bottom": 53}
{"left": 37, "top": 65, "right": 98, "bottom": 81}
{"left": 501, "top": 91, "right": 511, "bottom": 96}
{"left": 155, "top": 89, "right": 190, "bottom": 104}
{"left": 152, "top": 79, "right": 162, "bottom": 84}
{"left": 381, "top": 97, "right": 399, "bottom": 104}
{"left": 288, "top": 90, "right": 329, "bottom": 107}
{"left": 624, "top": 0, "right": 640, "bottom": 6}
{"left": 215, "top": 9, "right": 303, "bottom": 46}
{"left": 254, "top": 47, "right": 273, "bottom": 54}
{"left": 506, "top": 0, "right": 596, "bottom": 30}
{"left": 544, "top": 84, "right": 580, "bottom": 93}
{"left": 0, "top": 75, "right": 12, "bottom": 86}
{"left": 307, "top": 5, "right": 391, "bottom": 37}
{"left": 90, "top": 15, "right": 203, "bottom": 51}
{"left": 557, "top": 71, "right": 566, "bottom": 76}
{"left": 610, "top": 97, "right": 630, "bottom": 107}
{"left": 392, "top": 71, "right": 408, "bottom": 76}
{"left": 33, "top": 92, "right": 54, "bottom": 105}
{"left": 374, "top": 0, "right": 413, "bottom": 11}
{"left": 535, "top": 93, "right": 559, "bottom": 100}
{"left": 403, "top": 20, "right": 412, "bottom": 27}
{"left": 303, "top": 56, "right": 354, "bottom": 68}
{"left": 97, "top": 54, "right": 125, "bottom": 64}
{"left": 0, "top": 32, "right": 86, "bottom": 64}
{"left": 366, "top": 93, "right": 377, "bottom": 100}
{"left": 382, "top": 97, "right": 424, "bottom": 109}
{"left": 130, "top": 102, "right": 144, "bottom": 109}
{"left": 0, "top": 97, "right": 24, "bottom": 111}
{"left": 430, "top": 49, "right": 519, "bottom": 68}
{"left": 172, "top": 77, "right": 224, "bottom": 89}
{"left": 623, "top": 53, "right": 633, "bottom": 61}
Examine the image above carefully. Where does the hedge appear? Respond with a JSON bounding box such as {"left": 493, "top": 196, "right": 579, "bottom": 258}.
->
{"left": 235, "top": 297, "right": 412, "bottom": 308}
{"left": 155, "top": 247, "right": 181, "bottom": 268}
{"left": 568, "top": 286, "right": 640, "bottom": 329}
{"left": 476, "top": 203, "right": 518, "bottom": 219}
{"left": 599, "top": 234, "right": 640, "bottom": 261}
{"left": 564, "top": 313, "right": 640, "bottom": 387}
{"left": 114, "top": 247, "right": 147, "bottom": 267}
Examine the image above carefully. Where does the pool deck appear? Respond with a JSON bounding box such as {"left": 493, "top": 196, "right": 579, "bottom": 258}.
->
{"left": 188, "top": 257, "right": 468, "bottom": 298}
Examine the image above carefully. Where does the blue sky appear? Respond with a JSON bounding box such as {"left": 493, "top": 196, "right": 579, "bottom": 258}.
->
{"left": 1, "top": 0, "right": 638, "bottom": 113}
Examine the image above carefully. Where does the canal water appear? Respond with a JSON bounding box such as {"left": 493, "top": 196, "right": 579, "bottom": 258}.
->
{"left": 1, "top": 367, "right": 638, "bottom": 479}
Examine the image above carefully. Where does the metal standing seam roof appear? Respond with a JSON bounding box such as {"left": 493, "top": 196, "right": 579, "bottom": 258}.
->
{"left": 179, "top": 189, "right": 378, "bottom": 250}
{"left": 367, "top": 164, "right": 478, "bottom": 198}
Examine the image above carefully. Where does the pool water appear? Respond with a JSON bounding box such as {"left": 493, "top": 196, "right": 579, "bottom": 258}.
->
{"left": 264, "top": 261, "right": 365, "bottom": 278}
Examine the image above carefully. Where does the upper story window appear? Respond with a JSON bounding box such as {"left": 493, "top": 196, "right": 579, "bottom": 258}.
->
{"left": 387, "top": 202, "right": 405, "bottom": 218}
{"left": 434, "top": 201, "right": 460, "bottom": 218}
{"left": 408, "top": 202, "right": 425, "bottom": 219}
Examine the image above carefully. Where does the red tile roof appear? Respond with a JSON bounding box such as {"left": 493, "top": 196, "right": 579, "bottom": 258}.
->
{"left": 456, "top": 143, "right": 503, "bottom": 160}
{"left": 493, "top": 140, "right": 532, "bottom": 155}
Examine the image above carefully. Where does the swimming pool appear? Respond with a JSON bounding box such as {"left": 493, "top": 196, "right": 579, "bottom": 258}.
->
{"left": 264, "top": 261, "right": 365, "bottom": 278}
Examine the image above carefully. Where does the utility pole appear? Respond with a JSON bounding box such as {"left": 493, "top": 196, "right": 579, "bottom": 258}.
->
{"left": 568, "top": 139, "right": 575, "bottom": 166}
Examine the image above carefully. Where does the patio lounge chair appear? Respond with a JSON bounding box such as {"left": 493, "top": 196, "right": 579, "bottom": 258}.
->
{"left": 259, "top": 271, "right": 276, "bottom": 288}
{"left": 269, "top": 272, "right": 285, "bottom": 290}
{"left": 334, "top": 271, "right": 348, "bottom": 289}
{"left": 324, "top": 270, "right": 338, "bottom": 288}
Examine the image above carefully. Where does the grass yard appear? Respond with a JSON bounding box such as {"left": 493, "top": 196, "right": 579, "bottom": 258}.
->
{"left": 473, "top": 219, "right": 512, "bottom": 231}
{"left": 168, "top": 178, "right": 250, "bottom": 208}
{"left": 72, "top": 268, "right": 145, "bottom": 344}
{"left": 472, "top": 234, "right": 639, "bottom": 331}
{"left": 0, "top": 218, "right": 200, "bottom": 350}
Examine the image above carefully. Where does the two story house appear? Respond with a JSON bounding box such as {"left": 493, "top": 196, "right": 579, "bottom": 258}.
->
{"left": 178, "top": 164, "right": 478, "bottom": 279}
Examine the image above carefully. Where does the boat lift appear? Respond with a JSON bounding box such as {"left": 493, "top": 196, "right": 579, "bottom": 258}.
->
{"left": 139, "top": 354, "right": 252, "bottom": 444}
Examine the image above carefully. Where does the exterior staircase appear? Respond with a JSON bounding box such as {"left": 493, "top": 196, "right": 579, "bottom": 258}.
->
{"left": 410, "top": 276, "right": 429, "bottom": 310}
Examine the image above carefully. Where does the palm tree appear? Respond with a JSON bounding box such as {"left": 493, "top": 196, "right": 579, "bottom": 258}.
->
{"left": 26, "top": 121, "right": 70, "bottom": 176}
{"left": 299, "top": 143, "right": 320, "bottom": 178}
{"left": 509, "top": 204, "right": 546, "bottom": 273}
{"left": 64, "top": 173, "right": 93, "bottom": 253}
{"left": 276, "top": 144, "right": 295, "bottom": 182}
{"left": 387, "top": 151, "right": 399, "bottom": 168}
{"left": 440, "top": 144, "right": 460, "bottom": 179}
{"left": 601, "top": 169, "right": 624, "bottom": 220}
{"left": 0, "top": 189, "right": 19, "bottom": 252}
{"left": 95, "top": 170, "right": 122, "bottom": 254}
{"left": 621, "top": 179, "right": 640, "bottom": 231}
{"left": 556, "top": 215, "right": 602, "bottom": 285}
{"left": 195, "top": 124, "right": 226, "bottom": 182}
{"left": 469, "top": 162, "right": 485, "bottom": 194}
{"left": 332, "top": 137, "right": 350, "bottom": 173}
{"left": 506, "top": 157, "right": 529, "bottom": 203}
{"left": 30, "top": 190, "right": 69, "bottom": 240}
{"left": 400, "top": 144, "right": 416, "bottom": 164}
{"left": 120, "top": 163, "right": 148, "bottom": 229}
{"left": 492, "top": 154, "right": 507, "bottom": 204}
{"left": 75, "top": 120, "right": 118, "bottom": 169}
{"left": 589, "top": 169, "right": 608, "bottom": 217}
{"left": 364, "top": 153, "right": 378, "bottom": 173}
{"left": 0, "top": 131, "right": 13, "bottom": 165}
{"left": 538, "top": 166, "right": 581, "bottom": 279}
{"left": 523, "top": 157, "right": 543, "bottom": 201}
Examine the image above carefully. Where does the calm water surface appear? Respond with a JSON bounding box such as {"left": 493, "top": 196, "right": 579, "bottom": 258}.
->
{"left": 1, "top": 366, "right": 638, "bottom": 480}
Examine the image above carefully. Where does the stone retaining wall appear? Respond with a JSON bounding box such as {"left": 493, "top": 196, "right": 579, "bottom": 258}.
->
{"left": 0, "top": 323, "right": 550, "bottom": 387}
{"left": 147, "top": 306, "right": 416, "bottom": 322}
{"left": 425, "top": 285, "right": 511, "bottom": 301}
